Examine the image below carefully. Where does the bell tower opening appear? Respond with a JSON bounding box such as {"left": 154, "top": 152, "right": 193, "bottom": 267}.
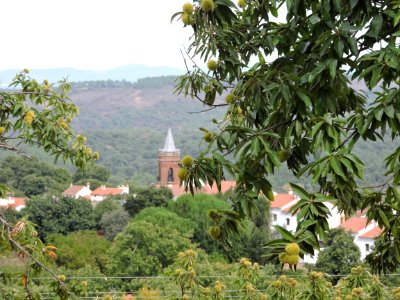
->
{"left": 158, "top": 128, "right": 180, "bottom": 185}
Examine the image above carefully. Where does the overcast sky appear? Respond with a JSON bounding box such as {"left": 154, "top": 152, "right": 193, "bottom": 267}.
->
{"left": 0, "top": 0, "right": 192, "bottom": 71}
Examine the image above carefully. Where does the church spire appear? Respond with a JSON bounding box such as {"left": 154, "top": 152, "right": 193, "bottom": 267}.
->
{"left": 161, "top": 128, "right": 178, "bottom": 153}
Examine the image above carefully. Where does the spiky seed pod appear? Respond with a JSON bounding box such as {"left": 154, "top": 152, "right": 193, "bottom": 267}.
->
{"left": 182, "top": 155, "right": 194, "bottom": 167}
{"left": 310, "top": 271, "right": 323, "bottom": 279}
{"left": 272, "top": 280, "right": 281, "bottom": 287}
{"left": 201, "top": 0, "right": 215, "bottom": 12}
{"left": 214, "top": 281, "right": 224, "bottom": 293}
{"left": 25, "top": 111, "right": 35, "bottom": 117}
{"left": 225, "top": 93, "right": 235, "bottom": 104}
{"left": 236, "top": 107, "right": 243, "bottom": 114}
{"left": 285, "top": 242, "right": 300, "bottom": 255}
{"left": 178, "top": 168, "right": 190, "bottom": 181}
{"left": 0, "top": 127, "right": 5, "bottom": 135}
{"left": 351, "top": 288, "right": 363, "bottom": 296}
{"left": 175, "top": 268, "right": 184, "bottom": 275}
{"left": 207, "top": 209, "right": 221, "bottom": 221}
{"left": 207, "top": 59, "right": 218, "bottom": 71}
{"left": 238, "top": 0, "right": 247, "bottom": 8}
{"left": 278, "top": 252, "right": 287, "bottom": 264}
{"left": 60, "top": 120, "right": 68, "bottom": 129}
{"left": 286, "top": 254, "right": 299, "bottom": 265}
{"left": 24, "top": 115, "right": 33, "bottom": 125}
{"left": 185, "top": 249, "right": 197, "bottom": 257}
{"left": 93, "top": 151, "right": 100, "bottom": 160}
{"left": 287, "top": 278, "right": 297, "bottom": 287}
{"left": 208, "top": 226, "right": 221, "bottom": 240}
{"left": 81, "top": 281, "right": 88, "bottom": 287}
{"left": 351, "top": 266, "right": 363, "bottom": 275}
{"left": 182, "top": 3, "right": 194, "bottom": 14}
{"left": 334, "top": 297, "right": 342, "bottom": 300}
{"left": 104, "top": 295, "right": 113, "bottom": 300}
{"left": 203, "top": 131, "right": 213, "bottom": 142}
{"left": 279, "top": 275, "right": 287, "bottom": 281}
{"left": 23, "top": 68, "right": 29, "bottom": 74}
{"left": 58, "top": 275, "right": 66, "bottom": 282}
{"left": 182, "top": 294, "right": 190, "bottom": 300}
{"left": 181, "top": 13, "right": 191, "bottom": 25}
{"left": 245, "top": 283, "right": 256, "bottom": 293}
{"left": 345, "top": 295, "right": 352, "bottom": 300}
{"left": 85, "top": 147, "right": 92, "bottom": 157}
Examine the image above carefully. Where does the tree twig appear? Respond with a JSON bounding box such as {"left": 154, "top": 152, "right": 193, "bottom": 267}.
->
{"left": 0, "top": 143, "right": 31, "bottom": 158}
{"left": 0, "top": 212, "right": 74, "bottom": 298}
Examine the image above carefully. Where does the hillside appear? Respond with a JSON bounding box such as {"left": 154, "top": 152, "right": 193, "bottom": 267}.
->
{"left": 0, "top": 76, "right": 398, "bottom": 190}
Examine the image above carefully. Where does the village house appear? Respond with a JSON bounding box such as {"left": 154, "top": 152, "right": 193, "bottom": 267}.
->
{"left": 61, "top": 183, "right": 129, "bottom": 203}
{"left": 0, "top": 196, "right": 27, "bottom": 211}
{"left": 90, "top": 185, "right": 129, "bottom": 202}
{"left": 62, "top": 183, "right": 92, "bottom": 199}
{"left": 270, "top": 192, "right": 381, "bottom": 262}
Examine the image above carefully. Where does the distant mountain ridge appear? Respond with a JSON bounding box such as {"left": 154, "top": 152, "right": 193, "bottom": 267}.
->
{"left": 0, "top": 64, "right": 184, "bottom": 86}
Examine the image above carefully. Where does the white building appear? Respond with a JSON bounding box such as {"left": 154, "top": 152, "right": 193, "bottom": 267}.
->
{"left": 270, "top": 192, "right": 298, "bottom": 233}
{"left": 339, "top": 216, "right": 381, "bottom": 259}
{"left": 62, "top": 183, "right": 92, "bottom": 199}
{"left": 0, "top": 196, "right": 27, "bottom": 211}
{"left": 271, "top": 192, "right": 381, "bottom": 262}
{"left": 90, "top": 185, "right": 129, "bottom": 202}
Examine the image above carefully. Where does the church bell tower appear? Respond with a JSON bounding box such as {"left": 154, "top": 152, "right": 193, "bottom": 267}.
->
{"left": 158, "top": 128, "right": 181, "bottom": 185}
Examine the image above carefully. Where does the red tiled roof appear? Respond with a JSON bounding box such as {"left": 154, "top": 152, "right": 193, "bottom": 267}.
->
{"left": 339, "top": 217, "right": 368, "bottom": 233}
{"left": 283, "top": 202, "right": 296, "bottom": 213}
{"left": 167, "top": 184, "right": 188, "bottom": 197}
{"left": 359, "top": 226, "right": 382, "bottom": 239}
{"left": 91, "top": 187, "right": 123, "bottom": 196}
{"left": 7, "top": 197, "right": 27, "bottom": 209}
{"left": 63, "top": 185, "right": 85, "bottom": 196}
{"left": 203, "top": 181, "right": 236, "bottom": 194}
{"left": 157, "top": 180, "right": 236, "bottom": 198}
{"left": 270, "top": 194, "right": 296, "bottom": 209}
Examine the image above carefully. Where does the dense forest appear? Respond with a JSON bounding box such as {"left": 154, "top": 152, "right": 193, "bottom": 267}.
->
{"left": 0, "top": 76, "right": 398, "bottom": 191}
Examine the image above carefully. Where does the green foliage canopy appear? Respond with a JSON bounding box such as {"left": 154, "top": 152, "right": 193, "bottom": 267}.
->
{"left": 24, "top": 196, "right": 95, "bottom": 239}
{"left": 47, "top": 230, "right": 111, "bottom": 272}
{"left": 316, "top": 228, "right": 361, "bottom": 275}
{"left": 169, "top": 194, "right": 231, "bottom": 256}
{"left": 174, "top": 0, "right": 400, "bottom": 273}
{"left": 92, "top": 198, "right": 120, "bottom": 228}
{"left": 73, "top": 164, "right": 111, "bottom": 183}
{"left": 0, "top": 71, "right": 98, "bottom": 196}
{"left": 106, "top": 208, "right": 195, "bottom": 276}
{"left": 0, "top": 156, "right": 71, "bottom": 196}
{"left": 100, "top": 208, "right": 131, "bottom": 241}
{"left": 124, "top": 186, "right": 173, "bottom": 217}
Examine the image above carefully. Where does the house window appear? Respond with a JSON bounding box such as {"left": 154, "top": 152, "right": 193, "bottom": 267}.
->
{"left": 286, "top": 218, "right": 290, "bottom": 226}
{"left": 366, "top": 244, "right": 370, "bottom": 252}
{"left": 273, "top": 214, "right": 277, "bottom": 222}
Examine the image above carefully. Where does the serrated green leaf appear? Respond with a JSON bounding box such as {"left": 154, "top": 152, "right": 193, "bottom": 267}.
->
{"left": 330, "top": 157, "right": 345, "bottom": 177}
{"left": 290, "top": 183, "right": 311, "bottom": 200}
